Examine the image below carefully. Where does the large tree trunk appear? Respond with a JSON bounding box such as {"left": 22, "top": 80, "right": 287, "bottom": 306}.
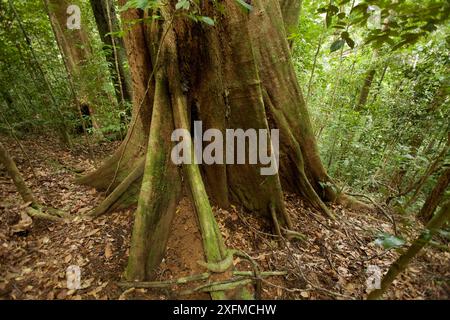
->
{"left": 43, "top": 0, "right": 109, "bottom": 129}
{"left": 79, "top": 0, "right": 339, "bottom": 288}
{"left": 90, "top": 0, "right": 133, "bottom": 106}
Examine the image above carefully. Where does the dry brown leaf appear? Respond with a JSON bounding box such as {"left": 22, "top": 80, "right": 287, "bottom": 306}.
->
{"left": 11, "top": 212, "right": 33, "bottom": 234}
{"left": 104, "top": 243, "right": 112, "bottom": 259}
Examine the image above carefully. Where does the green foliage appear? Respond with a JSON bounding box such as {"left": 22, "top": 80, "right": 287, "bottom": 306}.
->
{"left": 234, "top": 0, "right": 253, "bottom": 12}
{"left": 330, "top": 39, "right": 345, "bottom": 52}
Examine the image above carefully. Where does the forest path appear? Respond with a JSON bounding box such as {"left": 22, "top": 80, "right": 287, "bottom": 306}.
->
{"left": 0, "top": 135, "right": 448, "bottom": 300}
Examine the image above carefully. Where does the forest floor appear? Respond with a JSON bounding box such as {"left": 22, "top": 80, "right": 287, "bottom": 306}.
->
{"left": 0, "top": 135, "right": 449, "bottom": 300}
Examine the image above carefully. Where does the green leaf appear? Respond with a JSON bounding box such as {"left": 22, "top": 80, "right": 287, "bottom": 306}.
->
{"left": 119, "top": 0, "right": 155, "bottom": 11}
{"left": 341, "top": 32, "right": 355, "bottom": 49}
{"left": 135, "top": 0, "right": 150, "bottom": 9}
{"left": 235, "top": 0, "right": 252, "bottom": 11}
{"left": 200, "top": 16, "right": 215, "bottom": 26}
{"left": 438, "top": 229, "right": 450, "bottom": 239}
{"left": 330, "top": 39, "right": 345, "bottom": 52}
{"left": 375, "top": 233, "right": 405, "bottom": 249}
{"left": 328, "top": 5, "right": 339, "bottom": 15}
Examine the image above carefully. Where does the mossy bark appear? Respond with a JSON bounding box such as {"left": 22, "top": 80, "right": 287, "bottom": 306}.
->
{"left": 90, "top": 0, "right": 133, "bottom": 105}
{"left": 279, "top": 0, "right": 302, "bottom": 47}
{"left": 418, "top": 167, "right": 450, "bottom": 223}
{"left": 125, "top": 74, "right": 181, "bottom": 281}
{"left": 356, "top": 69, "right": 376, "bottom": 111}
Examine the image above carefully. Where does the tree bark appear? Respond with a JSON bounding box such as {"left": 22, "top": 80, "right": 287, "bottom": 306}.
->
{"left": 279, "top": 0, "right": 302, "bottom": 48}
{"left": 44, "top": 0, "right": 108, "bottom": 129}
{"left": 0, "top": 142, "right": 36, "bottom": 204}
{"left": 356, "top": 68, "right": 376, "bottom": 111}
{"left": 90, "top": 0, "right": 133, "bottom": 106}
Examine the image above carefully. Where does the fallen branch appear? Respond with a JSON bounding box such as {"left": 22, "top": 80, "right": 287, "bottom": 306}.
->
{"left": 26, "top": 207, "right": 64, "bottom": 222}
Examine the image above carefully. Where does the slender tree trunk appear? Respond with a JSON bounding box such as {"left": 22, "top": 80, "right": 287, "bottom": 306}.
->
{"left": 44, "top": 0, "right": 106, "bottom": 130}
{"left": 355, "top": 49, "right": 380, "bottom": 112}
{"left": 8, "top": 0, "right": 71, "bottom": 146}
{"left": 305, "top": 29, "right": 324, "bottom": 105}
{"left": 356, "top": 68, "right": 376, "bottom": 111}
{"left": 368, "top": 200, "right": 450, "bottom": 300}
{"left": 405, "top": 133, "right": 449, "bottom": 208}
{"left": 90, "top": 0, "right": 133, "bottom": 106}
{"left": 0, "top": 142, "right": 36, "bottom": 204}
{"left": 279, "top": 0, "right": 302, "bottom": 48}
{"left": 418, "top": 167, "right": 450, "bottom": 223}
{"left": 79, "top": 0, "right": 345, "bottom": 288}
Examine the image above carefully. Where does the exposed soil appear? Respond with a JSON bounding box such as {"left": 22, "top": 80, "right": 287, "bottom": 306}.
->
{"left": 0, "top": 135, "right": 449, "bottom": 300}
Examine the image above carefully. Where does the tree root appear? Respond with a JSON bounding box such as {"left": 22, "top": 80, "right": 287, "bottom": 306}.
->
{"left": 264, "top": 94, "right": 334, "bottom": 219}
{"left": 281, "top": 227, "right": 307, "bottom": 242}
{"left": 117, "top": 271, "right": 287, "bottom": 298}
{"left": 117, "top": 273, "right": 211, "bottom": 289}
{"left": 166, "top": 25, "right": 227, "bottom": 299}
{"left": 125, "top": 73, "right": 181, "bottom": 281}
{"left": 270, "top": 204, "right": 307, "bottom": 242}
{"left": 88, "top": 157, "right": 145, "bottom": 217}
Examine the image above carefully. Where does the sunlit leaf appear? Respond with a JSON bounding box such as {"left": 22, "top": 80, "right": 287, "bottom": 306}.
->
{"left": 200, "top": 16, "right": 215, "bottom": 26}
{"left": 330, "top": 39, "right": 345, "bottom": 52}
